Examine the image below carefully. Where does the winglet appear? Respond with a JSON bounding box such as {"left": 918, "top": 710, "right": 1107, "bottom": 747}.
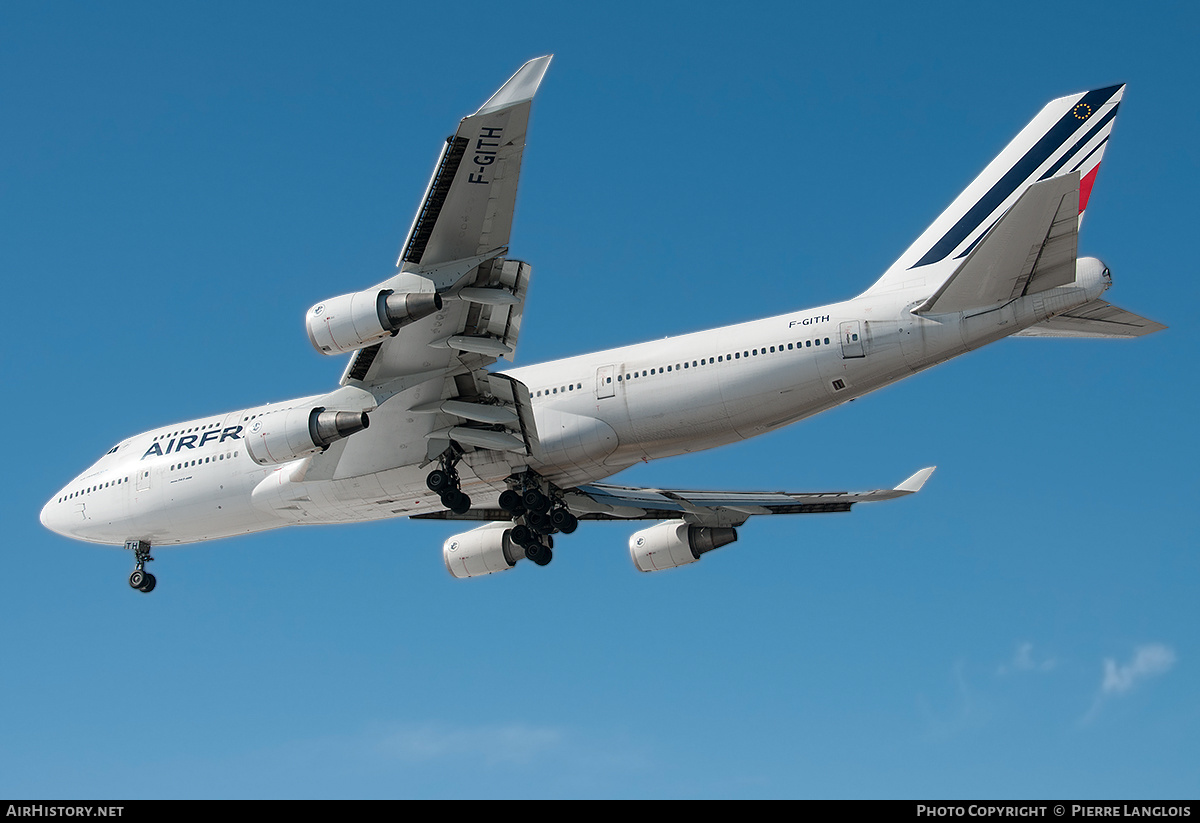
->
{"left": 475, "top": 55, "right": 553, "bottom": 116}
{"left": 895, "top": 467, "right": 936, "bottom": 494}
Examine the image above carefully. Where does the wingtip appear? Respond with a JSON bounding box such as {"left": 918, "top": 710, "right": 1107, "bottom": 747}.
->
{"left": 475, "top": 55, "right": 553, "bottom": 116}
{"left": 895, "top": 466, "right": 936, "bottom": 494}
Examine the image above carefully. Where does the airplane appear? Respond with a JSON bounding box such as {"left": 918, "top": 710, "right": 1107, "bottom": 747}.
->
{"left": 40, "top": 56, "right": 1164, "bottom": 591}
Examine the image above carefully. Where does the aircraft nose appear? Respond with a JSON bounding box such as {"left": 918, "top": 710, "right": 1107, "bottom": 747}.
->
{"left": 40, "top": 494, "right": 66, "bottom": 536}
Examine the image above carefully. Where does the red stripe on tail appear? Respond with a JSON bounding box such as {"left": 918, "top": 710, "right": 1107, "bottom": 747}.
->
{"left": 1079, "top": 163, "right": 1101, "bottom": 213}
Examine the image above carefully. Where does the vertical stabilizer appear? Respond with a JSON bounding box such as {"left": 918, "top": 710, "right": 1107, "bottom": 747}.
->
{"left": 862, "top": 85, "right": 1124, "bottom": 298}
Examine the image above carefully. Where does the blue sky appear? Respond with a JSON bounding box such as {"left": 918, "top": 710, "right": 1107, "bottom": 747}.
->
{"left": 3, "top": 0, "right": 1197, "bottom": 799}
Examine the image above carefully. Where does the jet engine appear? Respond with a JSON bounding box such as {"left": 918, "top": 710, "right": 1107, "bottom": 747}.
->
{"left": 245, "top": 407, "right": 370, "bottom": 466}
{"left": 629, "top": 521, "right": 738, "bottom": 572}
{"left": 443, "top": 522, "right": 524, "bottom": 578}
{"left": 306, "top": 288, "right": 443, "bottom": 354}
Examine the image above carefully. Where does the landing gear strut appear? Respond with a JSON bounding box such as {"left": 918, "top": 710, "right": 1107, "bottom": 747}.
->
{"left": 125, "top": 539, "right": 156, "bottom": 593}
{"left": 497, "top": 472, "right": 578, "bottom": 566}
{"left": 426, "top": 448, "right": 471, "bottom": 515}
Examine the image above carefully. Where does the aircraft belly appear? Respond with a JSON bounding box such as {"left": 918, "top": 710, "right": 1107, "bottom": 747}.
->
{"left": 88, "top": 466, "right": 277, "bottom": 545}
{"left": 528, "top": 407, "right": 620, "bottom": 484}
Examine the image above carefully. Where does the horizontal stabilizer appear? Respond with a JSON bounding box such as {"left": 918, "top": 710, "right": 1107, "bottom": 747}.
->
{"left": 918, "top": 174, "right": 1078, "bottom": 314}
{"left": 1014, "top": 299, "right": 1166, "bottom": 338}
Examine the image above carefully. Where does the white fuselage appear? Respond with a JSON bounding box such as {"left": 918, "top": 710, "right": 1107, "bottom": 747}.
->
{"left": 40, "top": 260, "right": 1109, "bottom": 547}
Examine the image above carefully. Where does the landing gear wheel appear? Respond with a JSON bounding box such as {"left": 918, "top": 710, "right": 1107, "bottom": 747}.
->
{"left": 510, "top": 524, "right": 534, "bottom": 547}
{"left": 521, "top": 488, "right": 550, "bottom": 513}
{"left": 526, "top": 510, "right": 554, "bottom": 535}
{"left": 550, "top": 508, "right": 578, "bottom": 534}
{"left": 498, "top": 489, "right": 522, "bottom": 513}
{"left": 125, "top": 539, "right": 156, "bottom": 594}
{"left": 440, "top": 490, "right": 472, "bottom": 515}
{"left": 524, "top": 542, "right": 553, "bottom": 566}
{"left": 426, "top": 469, "right": 452, "bottom": 493}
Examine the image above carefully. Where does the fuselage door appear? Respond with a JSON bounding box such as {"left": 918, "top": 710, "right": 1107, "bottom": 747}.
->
{"left": 596, "top": 365, "right": 616, "bottom": 399}
{"left": 840, "top": 321, "right": 866, "bottom": 358}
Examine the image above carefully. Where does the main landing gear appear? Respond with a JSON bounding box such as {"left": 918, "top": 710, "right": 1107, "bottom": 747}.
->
{"left": 125, "top": 539, "right": 156, "bottom": 593}
{"left": 497, "top": 474, "right": 578, "bottom": 567}
{"left": 426, "top": 448, "right": 471, "bottom": 515}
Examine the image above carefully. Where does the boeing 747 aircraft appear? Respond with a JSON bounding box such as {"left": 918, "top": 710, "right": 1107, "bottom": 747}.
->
{"left": 40, "top": 57, "right": 1163, "bottom": 590}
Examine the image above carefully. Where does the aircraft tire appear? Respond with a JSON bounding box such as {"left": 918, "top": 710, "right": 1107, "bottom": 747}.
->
{"left": 441, "top": 490, "right": 471, "bottom": 515}
{"left": 550, "top": 509, "right": 577, "bottom": 534}
{"left": 525, "top": 542, "right": 552, "bottom": 566}
{"left": 521, "top": 488, "right": 550, "bottom": 513}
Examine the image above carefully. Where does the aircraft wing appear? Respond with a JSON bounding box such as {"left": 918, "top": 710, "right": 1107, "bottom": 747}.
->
{"left": 414, "top": 468, "right": 936, "bottom": 525}
{"left": 342, "top": 54, "right": 551, "bottom": 391}
{"left": 396, "top": 55, "right": 551, "bottom": 270}
{"left": 308, "top": 58, "right": 551, "bottom": 479}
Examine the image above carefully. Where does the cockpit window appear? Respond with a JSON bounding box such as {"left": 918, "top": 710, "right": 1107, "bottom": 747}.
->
{"left": 105, "top": 445, "right": 119, "bottom": 455}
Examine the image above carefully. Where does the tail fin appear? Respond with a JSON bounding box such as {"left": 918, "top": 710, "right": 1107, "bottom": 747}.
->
{"left": 862, "top": 84, "right": 1124, "bottom": 297}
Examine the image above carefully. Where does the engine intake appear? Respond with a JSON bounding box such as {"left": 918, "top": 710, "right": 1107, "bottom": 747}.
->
{"left": 443, "top": 522, "right": 524, "bottom": 578}
{"left": 245, "top": 407, "right": 370, "bottom": 466}
{"left": 306, "top": 288, "right": 443, "bottom": 355}
{"left": 629, "top": 521, "right": 738, "bottom": 572}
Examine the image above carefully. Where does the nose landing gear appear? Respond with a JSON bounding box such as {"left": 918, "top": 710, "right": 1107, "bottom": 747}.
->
{"left": 125, "top": 539, "right": 156, "bottom": 593}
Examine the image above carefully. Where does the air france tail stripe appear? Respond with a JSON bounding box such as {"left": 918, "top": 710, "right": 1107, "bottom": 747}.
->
{"left": 1038, "top": 104, "right": 1119, "bottom": 182}
{"left": 952, "top": 131, "right": 1114, "bottom": 262}
{"left": 1079, "top": 164, "right": 1101, "bottom": 213}
{"left": 1070, "top": 136, "right": 1108, "bottom": 175}
{"left": 910, "top": 84, "right": 1122, "bottom": 269}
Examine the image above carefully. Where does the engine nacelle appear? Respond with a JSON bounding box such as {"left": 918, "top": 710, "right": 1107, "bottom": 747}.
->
{"left": 629, "top": 521, "right": 738, "bottom": 572}
{"left": 306, "top": 288, "right": 442, "bottom": 355}
{"left": 443, "top": 522, "right": 524, "bottom": 578}
{"left": 245, "top": 407, "right": 370, "bottom": 466}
